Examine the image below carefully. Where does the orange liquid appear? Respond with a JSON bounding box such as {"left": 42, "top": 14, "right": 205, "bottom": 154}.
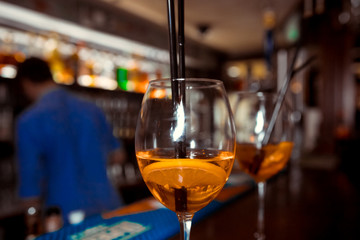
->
{"left": 235, "top": 142, "right": 294, "bottom": 182}
{"left": 136, "top": 150, "right": 234, "bottom": 214}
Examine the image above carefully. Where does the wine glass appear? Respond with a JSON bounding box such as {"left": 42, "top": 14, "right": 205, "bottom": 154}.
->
{"left": 135, "top": 78, "right": 236, "bottom": 240}
{"left": 232, "top": 91, "right": 294, "bottom": 240}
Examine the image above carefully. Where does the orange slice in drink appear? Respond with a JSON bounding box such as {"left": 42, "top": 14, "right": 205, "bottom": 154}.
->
{"left": 142, "top": 160, "right": 227, "bottom": 189}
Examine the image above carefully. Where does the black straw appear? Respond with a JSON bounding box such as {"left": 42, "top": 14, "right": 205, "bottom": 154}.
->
{"left": 167, "top": 0, "right": 178, "bottom": 80}
{"left": 178, "top": 0, "right": 185, "bottom": 78}
{"left": 292, "top": 55, "right": 317, "bottom": 77}
{"left": 176, "top": 0, "right": 186, "bottom": 159}
{"left": 167, "top": 0, "right": 179, "bottom": 110}
{"left": 167, "top": 0, "right": 186, "bottom": 157}
{"left": 262, "top": 46, "right": 300, "bottom": 145}
{"left": 262, "top": 46, "right": 317, "bottom": 145}
{"left": 167, "top": 0, "right": 187, "bottom": 212}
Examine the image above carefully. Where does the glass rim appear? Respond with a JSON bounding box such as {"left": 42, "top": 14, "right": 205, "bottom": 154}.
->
{"left": 148, "top": 78, "right": 224, "bottom": 89}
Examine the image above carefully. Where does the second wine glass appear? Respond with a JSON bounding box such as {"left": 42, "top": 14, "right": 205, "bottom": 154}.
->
{"left": 232, "top": 91, "right": 294, "bottom": 240}
{"left": 135, "top": 78, "right": 236, "bottom": 240}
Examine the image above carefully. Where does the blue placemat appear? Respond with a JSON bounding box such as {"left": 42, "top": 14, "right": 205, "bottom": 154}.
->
{"left": 35, "top": 173, "right": 254, "bottom": 240}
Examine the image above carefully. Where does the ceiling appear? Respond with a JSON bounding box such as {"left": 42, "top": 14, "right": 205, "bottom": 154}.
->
{"left": 101, "top": 0, "right": 302, "bottom": 57}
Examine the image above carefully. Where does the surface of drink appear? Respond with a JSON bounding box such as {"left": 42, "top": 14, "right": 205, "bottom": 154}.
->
{"left": 136, "top": 149, "right": 234, "bottom": 214}
{"left": 235, "top": 141, "right": 294, "bottom": 183}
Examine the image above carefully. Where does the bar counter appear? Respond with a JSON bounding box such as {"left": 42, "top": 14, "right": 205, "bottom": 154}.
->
{"left": 174, "top": 165, "right": 360, "bottom": 240}
{"left": 36, "top": 156, "right": 360, "bottom": 240}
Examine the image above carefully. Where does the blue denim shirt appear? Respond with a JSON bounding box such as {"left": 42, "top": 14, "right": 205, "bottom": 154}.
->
{"left": 16, "top": 87, "right": 123, "bottom": 224}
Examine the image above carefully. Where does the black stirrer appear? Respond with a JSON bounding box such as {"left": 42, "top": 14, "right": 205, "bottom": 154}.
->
{"left": 178, "top": 0, "right": 185, "bottom": 78}
{"left": 250, "top": 46, "right": 316, "bottom": 174}
{"left": 167, "top": 0, "right": 187, "bottom": 212}
{"left": 167, "top": 0, "right": 186, "bottom": 157}
{"left": 166, "top": 0, "right": 179, "bottom": 101}
{"left": 262, "top": 45, "right": 300, "bottom": 146}
{"left": 262, "top": 46, "right": 317, "bottom": 146}
{"left": 177, "top": 0, "right": 186, "bottom": 158}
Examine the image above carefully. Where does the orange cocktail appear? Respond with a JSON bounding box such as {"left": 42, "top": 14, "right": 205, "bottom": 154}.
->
{"left": 137, "top": 150, "right": 234, "bottom": 213}
{"left": 235, "top": 141, "right": 293, "bottom": 183}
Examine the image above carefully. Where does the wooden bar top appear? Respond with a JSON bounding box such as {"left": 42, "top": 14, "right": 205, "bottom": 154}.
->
{"left": 169, "top": 164, "right": 360, "bottom": 240}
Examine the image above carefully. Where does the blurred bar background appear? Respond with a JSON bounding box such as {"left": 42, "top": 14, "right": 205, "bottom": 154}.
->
{"left": 0, "top": 0, "right": 359, "bottom": 239}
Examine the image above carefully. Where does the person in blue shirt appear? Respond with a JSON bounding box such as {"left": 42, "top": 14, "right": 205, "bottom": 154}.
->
{"left": 15, "top": 57, "right": 125, "bottom": 233}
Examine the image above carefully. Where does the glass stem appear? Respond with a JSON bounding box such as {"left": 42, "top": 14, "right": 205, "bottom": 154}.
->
{"left": 177, "top": 213, "right": 193, "bottom": 240}
{"left": 255, "top": 181, "right": 266, "bottom": 240}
